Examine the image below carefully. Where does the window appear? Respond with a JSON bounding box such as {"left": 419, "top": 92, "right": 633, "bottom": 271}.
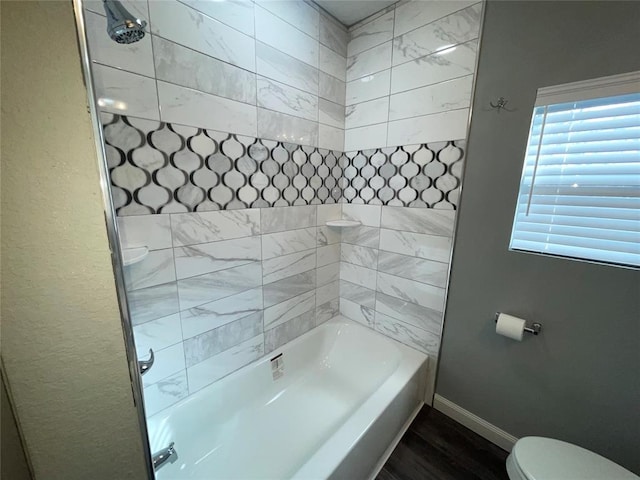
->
{"left": 509, "top": 71, "right": 640, "bottom": 268}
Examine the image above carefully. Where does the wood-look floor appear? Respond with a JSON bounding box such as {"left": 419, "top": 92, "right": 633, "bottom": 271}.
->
{"left": 377, "top": 406, "right": 510, "bottom": 480}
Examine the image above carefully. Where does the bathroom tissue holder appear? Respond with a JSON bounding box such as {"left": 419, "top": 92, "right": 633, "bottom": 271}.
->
{"left": 495, "top": 312, "right": 542, "bottom": 335}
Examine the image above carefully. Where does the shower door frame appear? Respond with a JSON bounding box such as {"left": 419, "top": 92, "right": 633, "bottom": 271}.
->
{"left": 71, "top": 1, "right": 155, "bottom": 478}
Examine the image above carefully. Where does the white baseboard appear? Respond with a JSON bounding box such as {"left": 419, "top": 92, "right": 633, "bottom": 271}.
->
{"left": 367, "top": 402, "right": 423, "bottom": 480}
{"left": 433, "top": 394, "right": 517, "bottom": 452}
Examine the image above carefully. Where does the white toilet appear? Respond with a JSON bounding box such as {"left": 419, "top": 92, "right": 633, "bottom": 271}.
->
{"left": 506, "top": 437, "right": 639, "bottom": 480}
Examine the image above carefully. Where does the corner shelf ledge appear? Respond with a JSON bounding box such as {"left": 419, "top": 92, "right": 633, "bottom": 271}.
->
{"left": 122, "top": 246, "right": 149, "bottom": 266}
{"left": 325, "top": 220, "right": 361, "bottom": 227}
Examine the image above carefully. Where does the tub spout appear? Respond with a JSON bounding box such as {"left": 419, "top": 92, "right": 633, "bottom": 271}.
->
{"left": 139, "top": 348, "right": 154, "bottom": 376}
{"left": 152, "top": 442, "right": 177, "bottom": 472}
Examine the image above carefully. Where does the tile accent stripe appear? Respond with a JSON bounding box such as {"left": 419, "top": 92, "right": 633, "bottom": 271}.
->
{"left": 103, "top": 114, "right": 343, "bottom": 215}
{"left": 104, "top": 114, "right": 465, "bottom": 215}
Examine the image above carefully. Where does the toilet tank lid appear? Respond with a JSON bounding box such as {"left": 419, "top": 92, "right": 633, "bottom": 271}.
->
{"left": 512, "top": 437, "right": 639, "bottom": 480}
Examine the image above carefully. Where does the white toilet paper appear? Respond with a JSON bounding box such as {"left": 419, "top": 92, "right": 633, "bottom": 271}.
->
{"left": 496, "top": 313, "right": 526, "bottom": 341}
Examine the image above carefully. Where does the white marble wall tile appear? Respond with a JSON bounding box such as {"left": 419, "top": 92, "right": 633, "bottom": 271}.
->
{"left": 316, "top": 262, "right": 340, "bottom": 287}
{"left": 177, "top": 262, "right": 262, "bottom": 310}
{"left": 171, "top": 209, "right": 260, "bottom": 247}
{"left": 118, "top": 214, "right": 172, "bottom": 250}
{"left": 257, "top": 108, "right": 318, "bottom": 146}
{"left": 257, "top": 77, "right": 318, "bottom": 121}
{"left": 261, "top": 205, "right": 316, "bottom": 234}
{"left": 376, "top": 271, "right": 445, "bottom": 312}
{"left": 93, "top": 64, "right": 159, "bottom": 119}
{"left": 320, "top": 12, "right": 348, "bottom": 56}
{"left": 124, "top": 249, "right": 176, "bottom": 291}
{"left": 255, "top": 6, "right": 318, "bottom": 68}
{"left": 264, "top": 290, "right": 316, "bottom": 329}
{"left": 181, "top": 0, "right": 255, "bottom": 36}
{"left": 345, "top": 97, "right": 389, "bottom": 129}
{"left": 319, "top": 99, "right": 345, "bottom": 129}
{"left": 340, "top": 298, "right": 374, "bottom": 328}
{"left": 174, "top": 236, "right": 261, "bottom": 280}
{"left": 316, "top": 280, "right": 339, "bottom": 305}
{"left": 392, "top": 4, "right": 482, "bottom": 67}
{"left": 346, "top": 42, "right": 392, "bottom": 82}
{"left": 263, "top": 248, "right": 316, "bottom": 284}
{"left": 375, "top": 291, "right": 443, "bottom": 334}
{"left": 263, "top": 269, "right": 316, "bottom": 307}
{"left": 141, "top": 342, "right": 186, "bottom": 386}
{"left": 394, "top": 0, "right": 477, "bottom": 37}
{"left": 390, "top": 39, "right": 478, "bottom": 94}
{"left": 340, "top": 280, "right": 376, "bottom": 309}
{"left": 318, "top": 125, "right": 345, "bottom": 152}
{"left": 84, "top": 0, "right": 149, "bottom": 22}
{"left": 143, "top": 370, "right": 188, "bottom": 416}
{"left": 183, "top": 313, "right": 263, "bottom": 367}
{"left": 377, "top": 251, "right": 449, "bottom": 288}
{"left": 374, "top": 311, "right": 440, "bottom": 356}
{"left": 341, "top": 225, "right": 380, "bottom": 248}
{"left": 389, "top": 75, "right": 473, "bottom": 121}
{"left": 187, "top": 334, "right": 264, "bottom": 393}
{"left": 379, "top": 228, "right": 452, "bottom": 263}
{"left": 317, "top": 225, "right": 342, "bottom": 246}
{"left": 129, "top": 282, "right": 179, "bottom": 325}
{"left": 346, "top": 69, "right": 391, "bottom": 106}
{"left": 255, "top": 42, "right": 319, "bottom": 95}
{"left": 340, "top": 243, "right": 378, "bottom": 269}
{"left": 319, "top": 45, "right": 347, "bottom": 82}
{"left": 153, "top": 37, "right": 256, "bottom": 105}
{"left": 348, "top": 11, "right": 394, "bottom": 57}
{"left": 319, "top": 71, "right": 346, "bottom": 105}
{"left": 262, "top": 227, "right": 317, "bottom": 259}
{"left": 85, "top": 11, "right": 155, "bottom": 77}
{"left": 180, "top": 287, "right": 263, "bottom": 339}
{"left": 317, "top": 204, "right": 342, "bottom": 225}
{"left": 133, "top": 313, "right": 182, "bottom": 354}
{"left": 317, "top": 244, "right": 341, "bottom": 267}
{"left": 381, "top": 206, "right": 455, "bottom": 236}
{"left": 316, "top": 298, "right": 340, "bottom": 325}
{"left": 386, "top": 108, "right": 469, "bottom": 147}
{"left": 158, "top": 82, "right": 257, "bottom": 137}
{"left": 264, "top": 309, "right": 315, "bottom": 353}
{"left": 344, "top": 123, "right": 388, "bottom": 152}
{"left": 259, "top": 1, "right": 319, "bottom": 40}
{"left": 342, "top": 204, "right": 382, "bottom": 227}
{"left": 149, "top": 0, "right": 255, "bottom": 71}
{"left": 340, "top": 262, "right": 377, "bottom": 290}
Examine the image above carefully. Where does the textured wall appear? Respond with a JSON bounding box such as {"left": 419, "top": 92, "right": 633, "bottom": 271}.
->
{"left": 1, "top": 376, "right": 32, "bottom": 479}
{"left": 437, "top": 0, "right": 640, "bottom": 473}
{"left": 85, "top": 0, "right": 348, "bottom": 150}
{"left": 0, "top": 1, "right": 148, "bottom": 478}
{"left": 344, "top": 1, "right": 482, "bottom": 150}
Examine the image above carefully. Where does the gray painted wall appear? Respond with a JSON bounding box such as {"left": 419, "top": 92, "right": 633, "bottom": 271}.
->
{"left": 437, "top": 1, "right": 640, "bottom": 474}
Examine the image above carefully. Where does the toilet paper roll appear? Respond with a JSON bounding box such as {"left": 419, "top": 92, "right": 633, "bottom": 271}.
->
{"left": 496, "top": 313, "right": 526, "bottom": 341}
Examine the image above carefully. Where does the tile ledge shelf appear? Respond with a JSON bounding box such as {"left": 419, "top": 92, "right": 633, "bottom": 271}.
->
{"left": 123, "top": 246, "right": 149, "bottom": 266}
{"left": 326, "top": 220, "right": 361, "bottom": 227}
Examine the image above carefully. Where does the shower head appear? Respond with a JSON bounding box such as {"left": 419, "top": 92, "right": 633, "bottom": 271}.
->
{"left": 103, "top": 0, "right": 147, "bottom": 44}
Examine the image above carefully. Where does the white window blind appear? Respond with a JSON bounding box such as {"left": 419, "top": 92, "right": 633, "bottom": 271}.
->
{"left": 509, "top": 71, "right": 640, "bottom": 268}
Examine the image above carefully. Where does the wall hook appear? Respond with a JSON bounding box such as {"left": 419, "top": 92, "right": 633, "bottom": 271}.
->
{"left": 489, "top": 96, "right": 513, "bottom": 113}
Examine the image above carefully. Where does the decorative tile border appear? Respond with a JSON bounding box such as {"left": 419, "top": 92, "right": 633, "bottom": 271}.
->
{"left": 341, "top": 142, "right": 464, "bottom": 209}
{"left": 102, "top": 114, "right": 464, "bottom": 215}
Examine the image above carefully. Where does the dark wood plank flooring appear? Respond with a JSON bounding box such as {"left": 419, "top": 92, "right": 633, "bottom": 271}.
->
{"left": 377, "top": 406, "right": 509, "bottom": 480}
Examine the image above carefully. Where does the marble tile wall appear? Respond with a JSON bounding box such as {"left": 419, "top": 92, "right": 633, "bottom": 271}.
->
{"left": 337, "top": 203, "right": 456, "bottom": 395}
{"left": 123, "top": 204, "right": 341, "bottom": 416}
{"left": 344, "top": 1, "right": 483, "bottom": 151}
{"left": 84, "top": 0, "right": 348, "bottom": 151}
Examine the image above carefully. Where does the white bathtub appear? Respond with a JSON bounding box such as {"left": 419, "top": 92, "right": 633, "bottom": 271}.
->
{"left": 147, "top": 316, "right": 428, "bottom": 480}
